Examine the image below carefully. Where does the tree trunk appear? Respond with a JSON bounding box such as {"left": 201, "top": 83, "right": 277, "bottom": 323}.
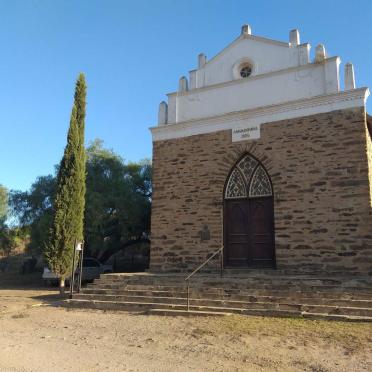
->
{"left": 59, "top": 277, "right": 65, "bottom": 295}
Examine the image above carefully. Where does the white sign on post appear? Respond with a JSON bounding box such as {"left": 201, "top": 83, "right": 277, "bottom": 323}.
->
{"left": 232, "top": 124, "right": 260, "bottom": 142}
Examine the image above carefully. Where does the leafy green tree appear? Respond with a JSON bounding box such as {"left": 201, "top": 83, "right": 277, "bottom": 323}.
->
{"left": 10, "top": 176, "right": 56, "bottom": 255}
{"left": 0, "top": 185, "right": 10, "bottom": 255}
{"left": 0, "top": 184, "right": 8, "bottom": 225}
{"left": 44, "top": 74, "right": 87, "bottom": 291}
{"left": 84, "top": 140, "right": 151, "bottom": 262}
{"left": 10, "top": 140, "right": 151, "bottom": 265}
{"left": 0, "top": 185, "right": 29, "bottom": 256}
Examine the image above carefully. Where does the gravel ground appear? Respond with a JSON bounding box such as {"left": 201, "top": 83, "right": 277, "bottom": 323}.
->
{"left": 0, "top": 288, "right": 371, "bottom": 372}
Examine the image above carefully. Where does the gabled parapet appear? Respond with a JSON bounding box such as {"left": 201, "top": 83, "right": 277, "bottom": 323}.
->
{"left": 155, "top": 25, "right": 368, "bottom": 134}
{"left": 158, "top": 101, "right": 168, "bottom": 126}
{"left": 345, "top": 63, "right": 356, "bottom": 90}
{"left": 186, "top": 25, "right": 310, "bottom": 91}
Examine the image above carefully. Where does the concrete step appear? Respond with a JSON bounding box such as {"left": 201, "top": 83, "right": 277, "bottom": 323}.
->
{"left": 96, "top": 274, "right": 372, "bottom": 289}
{"left": 65, "top": 298, "right": 372, "bottom": 322}
{"left": 299, "top": 304, "right": 372, "bottom": 317}
{"left": 75, "top": 292, "right": 372, "bottom": 309}
{"left": 301, "top": 312, "right": 372, "bottom": 322}
{"left": 73, "top": 293, "right": 372, "bottom": 317}
{"left": 72, "top": 293, "right": 297, "bottom": 311}
{"left": 65, "top": 298, "right": 302, "bottom": 318}
{"left": 76, "top": 273, "right": 372, "bottom": 321}
{"left": 87, "top": 283, "right": 372, "bottom": 298}
{"left": 101, "top": 272, "right": 372, "bottom": 283}
{"left": 88, "top": 284, "right": 186, "bottom": 291}
{"left": 128, "top": 281, "right": 365, "bottom": 289}
{"left": 93, "top": 279, "right": 368, "bottom": 289}
{"left": 82, "top": 287, "right": 372, "bottom": 300}
{"left": 83, "top": 288, "right": 188, "bottom": 297}
{"left": 146, "top": 309, "right": 232, "bottom": 317}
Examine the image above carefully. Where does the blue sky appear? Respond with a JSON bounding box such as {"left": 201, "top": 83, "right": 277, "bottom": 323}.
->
{"left": 1, "top": 0, "right": 371, "bottom": 192}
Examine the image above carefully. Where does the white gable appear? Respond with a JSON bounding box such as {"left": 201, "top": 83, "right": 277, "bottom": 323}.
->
{"left": 192, "top": 33, "right": 308, "bottom": 88}
{"left": 152, "top": 25, "right": 369, "bottom": 141}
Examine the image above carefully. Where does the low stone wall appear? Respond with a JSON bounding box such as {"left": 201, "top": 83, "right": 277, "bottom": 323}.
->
{"left": 150, "top": 107, "right": 372, "bottom": 276}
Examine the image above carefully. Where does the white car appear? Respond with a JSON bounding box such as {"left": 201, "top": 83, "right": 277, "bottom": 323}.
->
{"left": 80, "top": 257, "right": 113, "bottom": 281}
{"left": 42, "top": 257, "right": 113, "bottom": 285}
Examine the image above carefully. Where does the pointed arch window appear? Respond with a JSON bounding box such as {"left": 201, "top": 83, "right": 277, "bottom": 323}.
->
{"left": 237, "top": 155, "right": 257, "bottom": 184}
{"left": 225, "top": 154, "right": 272, "bottom": 199}
{"left": 225, "top": 168, "right": 246, "bottom": 199}
{"left": 249, "top": 165, "right": 272, "bottom": 197}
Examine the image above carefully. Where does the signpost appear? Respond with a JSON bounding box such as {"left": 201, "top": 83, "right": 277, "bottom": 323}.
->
{"left": 77, "top": 242, "right": 84, "bottom": 293}
{"left": 69, "top": 240, "right": 84, "bottom": 299}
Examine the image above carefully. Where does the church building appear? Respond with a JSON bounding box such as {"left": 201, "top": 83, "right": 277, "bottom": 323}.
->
{"left": 149, "top": 25, "right": 372, "bottom": 276}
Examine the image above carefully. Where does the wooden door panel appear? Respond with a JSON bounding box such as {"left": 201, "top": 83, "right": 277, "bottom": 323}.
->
{"left": 225, "top": 197, "right": 275, "bottom": 268}
{"left": 249, "top": 198, "right": 274, "bottom": 265}
{"left": 225, "top": 200, "right": 249, "bottom": 265}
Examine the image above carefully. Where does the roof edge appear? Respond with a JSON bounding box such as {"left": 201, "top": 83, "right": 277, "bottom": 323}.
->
{"left": 151, "top": 88, "right": 369, "bottom": 141}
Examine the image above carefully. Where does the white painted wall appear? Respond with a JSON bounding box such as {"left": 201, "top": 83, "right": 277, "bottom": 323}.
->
{"left": 151, "top": 88, "right": 369, "bottom": 142}
{"left": 195, "top": 35, "right": 304, "bottom": 88}
{"left": 153, "top": 27, "right": 368, "bottom": 140}
{"left": 170, "top": 59, "right": 339, "bottom": 124}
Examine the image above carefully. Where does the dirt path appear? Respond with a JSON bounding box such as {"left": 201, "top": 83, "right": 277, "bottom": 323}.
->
{"left": 0, "top": 289, "right": 371, "bottom": 372}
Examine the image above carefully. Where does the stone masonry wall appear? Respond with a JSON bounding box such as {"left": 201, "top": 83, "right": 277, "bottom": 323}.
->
{"left": 150, "top": 108, "right": 372, "bottom": 276}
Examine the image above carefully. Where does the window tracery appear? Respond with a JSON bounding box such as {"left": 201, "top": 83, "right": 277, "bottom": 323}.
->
{"left": 237, "top": 156, "right": 257, "bottom": 184}
{"left": 225, "top": 155, "right": 272, "bottom": 199}
{"left": 225, "top": 168, "right": 246, "bottom": 199}
{"left": 249, "top": 165, "right": 272, "bottom": 197}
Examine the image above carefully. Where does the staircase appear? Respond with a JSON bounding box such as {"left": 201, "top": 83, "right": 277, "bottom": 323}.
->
{"left": 66, "top": 271, "right": 372, "bottom": 321}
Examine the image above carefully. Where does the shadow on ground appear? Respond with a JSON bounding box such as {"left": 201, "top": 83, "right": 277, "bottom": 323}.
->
{"left": 0, "top": 271, "right": 44, "bottom": 289}
{"left": 0, "top": 271, "right": 69, "bottom": 308}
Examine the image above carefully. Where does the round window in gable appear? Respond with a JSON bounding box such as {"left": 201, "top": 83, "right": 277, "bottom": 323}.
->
{"left": 240, "top": 65, "right": 252, "bottom": 78}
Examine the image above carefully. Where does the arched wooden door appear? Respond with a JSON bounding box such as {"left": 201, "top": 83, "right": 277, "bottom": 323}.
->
{"left": 224, "top": 154, "right": 275, "bottom": 268}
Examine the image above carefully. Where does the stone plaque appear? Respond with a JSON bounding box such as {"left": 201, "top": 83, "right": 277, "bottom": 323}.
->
{"left": 200, "top": 225, "right": 210, "bottom": 241}
{"left": 232, "top": 124, "right": 260, "bottom": 142}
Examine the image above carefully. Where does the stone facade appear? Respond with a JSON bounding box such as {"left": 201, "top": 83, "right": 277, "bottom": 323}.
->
{"left": 150, "top": 108, "right": 372, "bottom": 275}
{"left": 149, "top": 25, "right": 371, "bottom": 276}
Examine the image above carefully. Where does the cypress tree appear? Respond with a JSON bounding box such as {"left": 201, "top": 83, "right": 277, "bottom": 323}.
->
{"left": 45, "top": 73, "right": 87, "bottom": 291}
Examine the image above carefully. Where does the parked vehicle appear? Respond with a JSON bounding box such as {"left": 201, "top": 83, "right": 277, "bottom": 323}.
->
{"left": 81, "top": 257, "right": 113, "bottom": 281}
{"left": 42, "top": 257, "right": 113, "bottom": 285}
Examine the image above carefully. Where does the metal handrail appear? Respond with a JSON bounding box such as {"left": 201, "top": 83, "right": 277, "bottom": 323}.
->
{"left": 184, "top": 246, "right": 224, "bottom": 311}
